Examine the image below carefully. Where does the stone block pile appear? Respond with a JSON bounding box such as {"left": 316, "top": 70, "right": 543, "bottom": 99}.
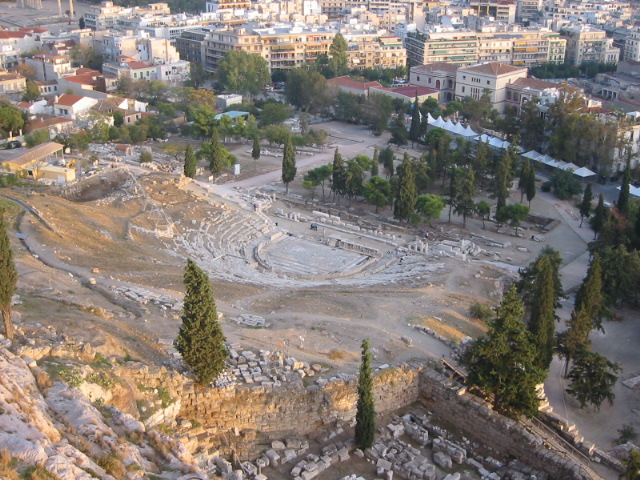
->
{"left": 412, "top": 324, "right": 458, "bottom": 349}
{"left": 289, "top": 443, "right": 351, "bottom": 480}
{"left": 112, "top": 285, "right": 180, "bottom": 310}
{"left": 230, "top": 314, "right": 269, "bottom": 328}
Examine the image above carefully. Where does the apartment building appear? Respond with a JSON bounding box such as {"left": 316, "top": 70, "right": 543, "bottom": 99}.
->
{"left": 0, "top": 70, "right": 26, "bottom": 100}
{"left": 177, "top": 24, "right": 404, "bottom": 73}
{"left": 516, "top": 0, "right": 543, "bottom": 22}
{"left": 454, "top": 62, "right": 528, "bottom": 113}
{"left": 624, "top": 27, "right": 640, "bottom": 63}
{"left": 560, "top": 24, "right": 619, "bottom": 65}
{"left": 468, "top": 0, "right": 516, "bottom": 23}
{"left": 405, "top": 28, "right": 565, "bottom": 68}
{"left": 0, "top": 28, "right": 45, "bottom": 69}
{"left": 83, "top": 1, "right": 171, "bottom": 31}
{"left": 24, "top": 54, "right": 76, "bottom": 82}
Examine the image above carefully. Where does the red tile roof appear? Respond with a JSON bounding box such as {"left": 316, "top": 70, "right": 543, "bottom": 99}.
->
{"left": 55, "top": 94, "right": 85, "bottom": 106}
{"left": 460, "top": 62, "right": 526, "bottom": 76}
{"left": 126, "top": 61, "right": 154, "bottom": 70}
{"left": 25, "top": 117, "right": 73, "bottom": 133}
{"left": 327, "top": 75, "right": 383, "bottom": 91}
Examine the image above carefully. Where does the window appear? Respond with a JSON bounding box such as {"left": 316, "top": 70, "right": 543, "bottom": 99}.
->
{"left": 435, "top": 80, "right": 440, "bottom": 89}
{"left": 487, "top": 80, "right": 490, "bottom": 85}
{"left": 461, "top": 86, "right": 465, "bottom": 92}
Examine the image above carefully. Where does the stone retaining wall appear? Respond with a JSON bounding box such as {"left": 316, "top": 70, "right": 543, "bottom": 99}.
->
{"left": 419, "top": 369, "right": 592, "bottom": 480}
{"left": 117, "top": 363, "right": 597, "bottom": 478}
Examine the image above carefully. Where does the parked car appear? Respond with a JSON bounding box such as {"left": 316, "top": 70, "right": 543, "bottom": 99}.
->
{"left": 5, "top": 140, "right": 22, "bottom": 149}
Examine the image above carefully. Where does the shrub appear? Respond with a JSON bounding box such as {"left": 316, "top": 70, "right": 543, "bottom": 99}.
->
{"left": 469, "top": 302, "right": 494, "bottom": 320}
{"left": 98, "top": 453, "right": 126, "bottom": 480}
{"left": 618, "top": 424, "right": 638, "bottom": 444}
{"left": 139, "top": 150, "right": 153, "bottom": 163}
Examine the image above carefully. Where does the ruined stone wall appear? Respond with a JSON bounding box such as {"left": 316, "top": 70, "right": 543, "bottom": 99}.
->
{"left": 418, "top": 369, "right": 591, "bottom": 480}
{"left": 117, "top": 363, "right": 422, "bottom": 458}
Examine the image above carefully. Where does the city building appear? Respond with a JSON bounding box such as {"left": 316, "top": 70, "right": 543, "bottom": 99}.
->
{"left": 0, "top": 70, "right": 27, "bottom": 100}
{"left": 409, "top": 62, "right": 458, "bottom": 101}
{"left": 405, "top": 28, "right": 565, "bottom": 68}
{"left": 454, "top": 62, "right": 528, "bottom": 112}
{"left": 560, "top": 24, "right": 620, "bottom": 66}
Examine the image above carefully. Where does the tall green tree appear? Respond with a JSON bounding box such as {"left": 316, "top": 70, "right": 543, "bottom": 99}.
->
{"left": 524, "top": 166, "right": 536, "bottom": 207}
{"left": 285, "top": 68, "right": 331, "bottom": 113}
{"left": 528, "top": 256, "right": 557, "bottom": 371}
{"left": 305, "top": 165, "right": 332, "bottom": 201}
{"left": 281, "top": 134, "right": 297, "bottom": 194}
{"left": 557, "top": 306, "right": 592, "bottom": 377}
{"left": 393, "top": 153, "right": 417, "bottom": 222}
{"left": 209, "top": 127, "right": 224, "bottom": 174}
{"left": 174, "top": 259, "right": 228, "bottom": 384}
{"left": 328, "top": 33, "right": 349, "bottom": 77}
{"left": 518, "top": 247, "right": 563, "bottom": 309}
{"left": 454, "top": 167, "right": 476, "bottom": 228}
{"left": 183, "top": 144, "right": 197, "bottom": 179}
{"left": 0, "top": 211, "right": 17, "bottom": 340}
{"left": 566, "top": 351, "right": 620, "bottom": 411}
{"left": 462, "top": 286, "right": 546, "bottom": 419}
{"left": 416, "top": 194, "right": 445, "bottom": 224}
{"left": 332, "top": 148, "right": 347, "bottom": 200}
{"left": 217, "top": 50, "right": 270, "bottom": 101}
{"left": 476, "top": 200, "right": 491, "bottom": 229}
{"left": 621, "top": 450, "right": 640, "bottom": 480}
{"left": 363, "top": 176, "right": 392, "bottom": 213}
{"left": 409, "top": 96, "right": 421, "bottom": 147}
{"left": 380, "top": 147, "right": 395, "bottom": 178}
{"left": 251, "top": 135, "right": 261, "bottom": 170}
{"left": 496, "top": 203, "right": 529, "bottom": 236}
{"left": 578, "top": 183, "right": 593, "bottom": 227}
{"left": 574, "top": 254, "right": 606, "bottom": 330}
{"left": 518, "top": 158, "right": 533, "bottom": 203}
{"left": 494, "top": 149, "right": 513, "bottom": 213}
{"left": 591, "top": 193, "right": 607, "bottom": 239}
{"left": 617, "top": 158, "right": 632, "bottom": 218}
{"left": 355, "top": 338, "right": 375, "bottom": 449}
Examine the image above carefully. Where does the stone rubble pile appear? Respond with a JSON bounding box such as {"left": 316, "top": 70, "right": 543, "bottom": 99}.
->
{"left": 412, "top": 324, "right": 457, "bottom": 349}
{"left": 289, "top": 442, "right": 351, "bottom": 480}
{"left": 112, "top": 284, "right": 181, "bottom": 310}
{"left": 230, "top": 314, "right": 269, "bottom": 328}
{"left": 212, "top": 346, "right": 325, "bottom": 388}
{"left": 432, "top": 239, "right": 484, "bottom": 261}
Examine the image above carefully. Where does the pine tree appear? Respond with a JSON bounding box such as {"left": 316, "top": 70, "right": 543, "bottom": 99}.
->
{"left": 183, "top": 144, "right": 197, "bottom": 178}
{"left": 0, "top": 210, "right": 17, "bottom": 340}
{"left": 355, "top": 338, "right": 375, "bottom": 449}
{"left": 462, "top": 286, "right": 546, "bottom": 419}
{"left": 454, "top": 167, "right": 476, "bottom": 228}
{"left": 251, "top": 135, "right": 261, "bottom": 171}
{"left": 566, "top": 351, "right": 620, "bottom": 411}
{"left": 556, "top": 306, "right": 592, "bottom": 377}
{"left": 409, "top": 96, "right": 421, "bottom": 147}
{"left": 578, "top": 183, "right": 593, "bottom": 227}
{"left": 281, "top": 134, "right": 297, "bottom": 194}
{"left": 332, "top": 147, "right": 347, "bottom": 200}
{"left": 591, "top": 193, "right": 606, "bottom": 239}
{"left": 518, "top": 247, "right": 563, "bottom": 309}
{"left": 393, "top": 153, "right": 417, "bottom": 222}
{"left": 617, "top": 158, "right": 631, "bottom": 218}
{"left": 209, "top": 127, "right": 224, "bottom": 174}
{"left": 175, "top": 259, "right": 228, "bottom": 384}
{"left": 528, "top": 256, "right": 557, "bottom": 371}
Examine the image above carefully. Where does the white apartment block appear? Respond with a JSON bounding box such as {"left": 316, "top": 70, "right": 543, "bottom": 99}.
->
{"left": 560, "top": 24, "right": 619, "bottom": 65}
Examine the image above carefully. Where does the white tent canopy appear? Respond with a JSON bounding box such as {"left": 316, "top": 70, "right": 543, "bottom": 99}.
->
{"left": 573, "top": 166, "right": 596, "bottom": 177}
{"left": 617, "top": 185, "right": 640, "bottom": 197}
{"left": 427, "top": 116, "right": 478, "bottom": 138}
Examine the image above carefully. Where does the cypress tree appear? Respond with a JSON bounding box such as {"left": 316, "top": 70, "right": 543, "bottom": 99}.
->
{"left": 525, "top": 164, "right": 536, "bottom": 207}
{"left": 393, "top": 153, "right": 417, "bottom": 222}
{"left": 617, "top": 158, "right": 631, "bottom": 218}
{"left": 371, "top": 147, "right": 379, "bottom": 177}
{"left": 251, "top": 135, "right": 261, "bottom": 169}
{"left": 578, "top": 183, "right": 593, "bottom": 227}
{"left": 281, "top": 134, "right": 297, "bottom": 194}
{"left": 183, "top": 144, "right": 197, "bottom": 178}
{"left": 574, "top": 254, "right": 605, "bottom": 330}
{"left": 557, "top": 306, "right": 592, "bottom": 377}
{"left": 528, "top": 256, "right": 557, "bottom": 371}
{"left": 591, "top": 193, "right": 606, "bottom": 239}
{"left": 175, "top": 259, "right": 228, "bottom": 384}
{"left": 462, "top": 286, "right": 546, "bottom": 419}
{"left": 0, "top": 210, "right": 17, "bottom": 340}
{"left": 495, "top": 149, "right": 512, "bottom": 213}
{"left": 518, "top": 158, "right": 532, "bottom": 203}
{"left": 409, "top": 95, "right": 421, "bottom": 147}
{"left": 332, "top": 148, "right": 346, "bottom": 199}
{"left": 355, "top": 338, "right": 375, "bottom": 449}
{"left": 518, "top": 246, "right": 563, "bottom": 309}
{"left": 209, "top": 127, "right": 224, "bottom": 174}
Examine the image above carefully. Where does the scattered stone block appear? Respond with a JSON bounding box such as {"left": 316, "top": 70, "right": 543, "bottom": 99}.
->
{"left": 433, "top": 452, "right": 452, "bottom": 469}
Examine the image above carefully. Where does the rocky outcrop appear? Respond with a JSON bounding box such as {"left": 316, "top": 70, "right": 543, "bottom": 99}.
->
{"left": 0, "top": 346, "right": 205, "bottom": 479}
